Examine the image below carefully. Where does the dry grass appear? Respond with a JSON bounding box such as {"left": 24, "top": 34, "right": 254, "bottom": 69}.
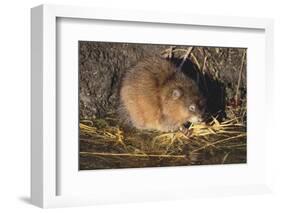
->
{"left": 79, "top": 104, "right": 246, "bottom": 169}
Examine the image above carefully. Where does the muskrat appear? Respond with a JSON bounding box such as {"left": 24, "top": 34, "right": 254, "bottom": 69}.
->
{"left": 120, "top": 57, "right": 206, "bottom": 132}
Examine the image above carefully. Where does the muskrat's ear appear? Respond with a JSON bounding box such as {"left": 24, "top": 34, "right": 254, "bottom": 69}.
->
{"left": 172, "top": 89, "right": 181, "bottom": 100}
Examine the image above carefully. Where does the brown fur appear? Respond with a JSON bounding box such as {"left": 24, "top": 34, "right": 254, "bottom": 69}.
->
{"left": 120, "top": 57, "right": 206, "bottom": 132}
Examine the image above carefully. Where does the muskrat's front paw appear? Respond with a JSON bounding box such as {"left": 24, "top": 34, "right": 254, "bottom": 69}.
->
{"left": 159, "top": 124, "right": 179, "bottom": 132}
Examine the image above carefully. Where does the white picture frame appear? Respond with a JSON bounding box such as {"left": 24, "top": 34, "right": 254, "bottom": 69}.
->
{"left": 31, "top": 4, "right": 274, "bottom": 208}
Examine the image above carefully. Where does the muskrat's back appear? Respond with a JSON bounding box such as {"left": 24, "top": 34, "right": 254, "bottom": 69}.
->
{"left": 120, "top": 57, "right": 206, "bottom": 132}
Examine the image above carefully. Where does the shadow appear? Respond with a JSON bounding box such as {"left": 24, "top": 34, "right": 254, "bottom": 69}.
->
{"left": 170, "top": 57, "right": 226, "bottom": 121}
{"left": 18, "top": 196, "right": 32, "bottom": 205}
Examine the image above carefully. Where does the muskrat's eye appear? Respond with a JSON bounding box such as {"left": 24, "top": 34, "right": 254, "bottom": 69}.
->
{"left": 189, "top": 104, "right": 196, "bottom": 112}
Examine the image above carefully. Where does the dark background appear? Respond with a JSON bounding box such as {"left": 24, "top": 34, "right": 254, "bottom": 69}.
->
{"left": 79, "top": 42, "right": 246, "bottom": 119}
